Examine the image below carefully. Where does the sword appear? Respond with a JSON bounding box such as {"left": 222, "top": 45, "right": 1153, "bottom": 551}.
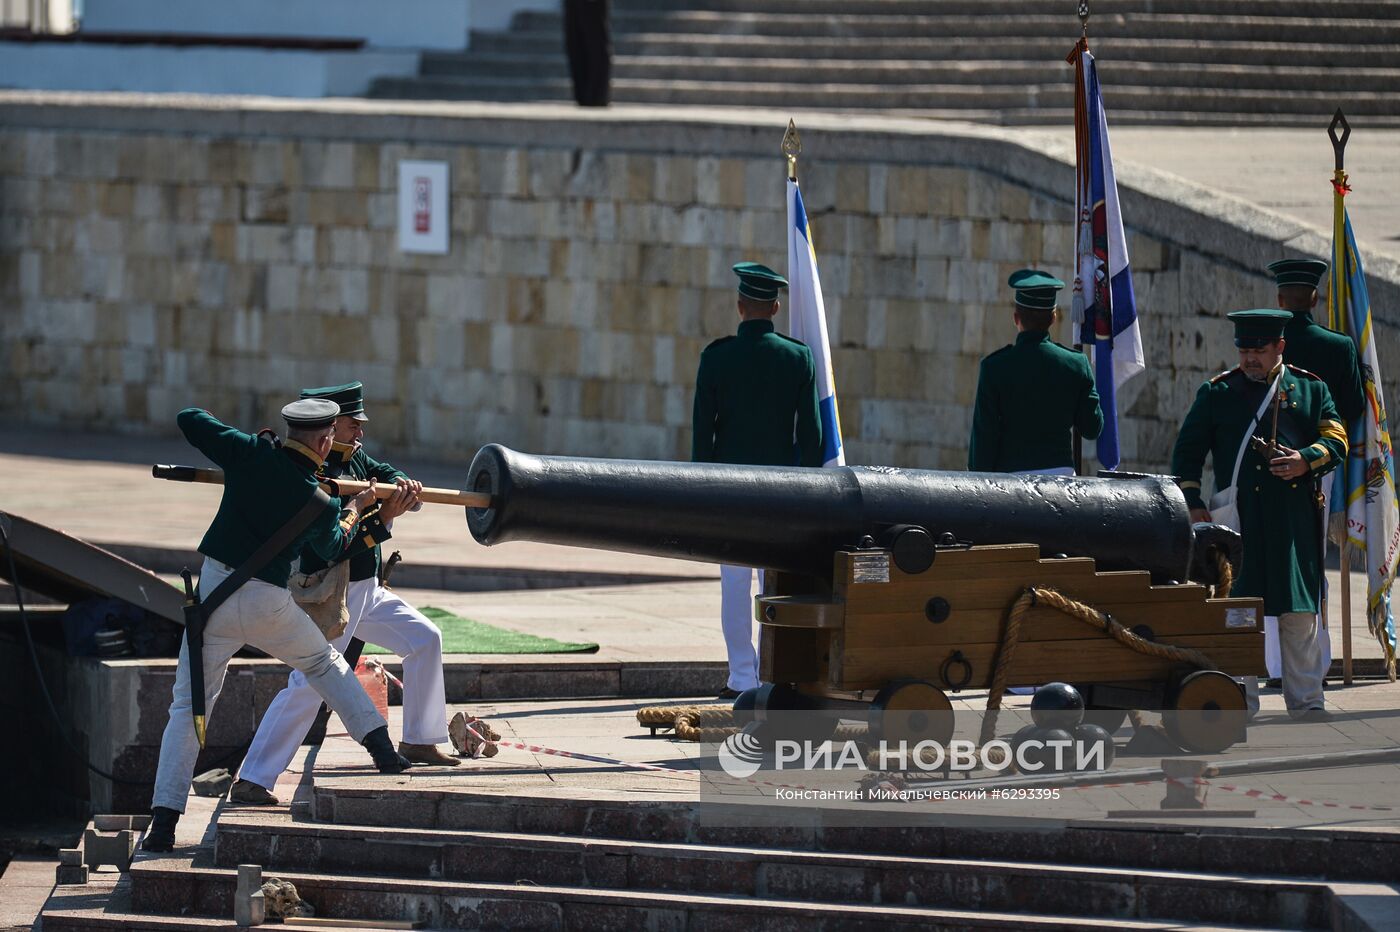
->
{"left": 181, "top": 568, "right": 208, "bottom": 748}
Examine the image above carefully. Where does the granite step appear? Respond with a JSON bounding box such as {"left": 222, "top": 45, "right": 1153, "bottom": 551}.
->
{"left": 124, "top": 857, "right": 1272, "bottom": 931}
{"left": 421, "top": 54, "right": 1400, "bottom": 94}
{"left": 609, "top": 0, "right": 1400, "bottom": 15}
{"left": 210, "top": 811, "right": 1331, "bottom": 926}
{"left": 512, "top": 10, "right": 1400, "bottom": 44}
{"left": 472, "top": 30, "right": 1400, "bottom": 68}
{"left": 311, "top": 784, "right": 1400, "bottom": 884}
{"left": 370, "top": 75, "right": 1400, "bottom": 118}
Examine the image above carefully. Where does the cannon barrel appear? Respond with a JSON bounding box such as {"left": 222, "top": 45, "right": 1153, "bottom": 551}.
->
{"left": 465, "top": 445, "right": 1196, "bottom": 581}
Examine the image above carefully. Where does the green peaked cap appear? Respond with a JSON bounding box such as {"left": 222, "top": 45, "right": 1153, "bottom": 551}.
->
{"left": 732, "top": 261, "right": 788, "bottom": 301}
{"left": 1227, "top": 309, "right": 1291, "bottom": 348}
{"left": 1267, "top": 258, "right": 1328, "bottom": 290}
{"left": 301, "top": 381, "right": 368, "bottom": 421}
{"left": 1008, "top": 268, "right": 1064, "bottom": 311}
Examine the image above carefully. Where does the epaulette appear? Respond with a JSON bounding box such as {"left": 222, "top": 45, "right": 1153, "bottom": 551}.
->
{"left": 1286, "top": 364, "right": 1323, "bottom": 381}
{"left": 1208, "top": 368, "right": 1242, "bottom": 384}
{"left": 984, "top": 344, "right": 1013, "bottom": 361}
{"left": 776, "top": 333, "right": 810, "bottom": 348}
{"left": 703, "top": 336, "right": 735, "bottom": 351}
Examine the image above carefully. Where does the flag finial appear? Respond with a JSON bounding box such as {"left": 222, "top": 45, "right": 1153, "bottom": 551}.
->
{"left": 1329, "top": 108, "right": 1351, "bottom": 173}
{"left": 782, "top": 119, "right": 802, "bottom": 181}
{"left": 1078, "top": 0, "right": 1090, "bottom": 37}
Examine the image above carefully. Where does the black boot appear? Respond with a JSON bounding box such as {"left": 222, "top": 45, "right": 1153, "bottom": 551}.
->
{"left": 141, "top": 806, "right": 180, "bottom": 852}
{"left": 362, "top": 726, "right": 413, "bottom": 774}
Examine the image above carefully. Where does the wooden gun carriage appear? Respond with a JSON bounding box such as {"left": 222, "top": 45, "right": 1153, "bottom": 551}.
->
{"left": 466, "top": 446, "right": 1265, "bottom": 753}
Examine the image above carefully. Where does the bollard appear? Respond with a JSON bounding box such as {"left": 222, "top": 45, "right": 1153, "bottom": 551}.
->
{"left": 235, "top": 864, "right": 265, "bottom": 927}
{"left": 55, "top": 848, "right": 88, "bottom": 886}
{"left": 1160, "top": 758, "right": 1209, "bottom": 809}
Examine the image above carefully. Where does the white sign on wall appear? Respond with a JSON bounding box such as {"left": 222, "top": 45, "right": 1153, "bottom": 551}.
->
{"left": 397, "top": 160, "right": 450, "bottom": 254}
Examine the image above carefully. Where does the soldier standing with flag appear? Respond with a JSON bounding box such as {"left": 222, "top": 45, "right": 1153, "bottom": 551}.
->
{"left": 1171, "top": 310, "right": 1347, "bottom": 720}
{"left": 969, "top": 270, "right": 1104, "bottom": 476}
{"left": 1264, "top": 258, "right": 1365, "bottom": 687}
{"left": 692, "top": 262, "right": 822, "bottom": 699}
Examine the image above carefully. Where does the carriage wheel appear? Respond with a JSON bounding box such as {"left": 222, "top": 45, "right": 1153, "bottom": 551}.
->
{"left": 1162, "top": 670, "right": 1247, "bottom": 753}
{"left": 870, "top": 679, "right": 955, "bottom": 747}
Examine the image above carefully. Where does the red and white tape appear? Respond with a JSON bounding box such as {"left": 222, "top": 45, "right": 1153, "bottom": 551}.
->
{"left": 1172, "top": 776, "right": 1394, "bottom": 812}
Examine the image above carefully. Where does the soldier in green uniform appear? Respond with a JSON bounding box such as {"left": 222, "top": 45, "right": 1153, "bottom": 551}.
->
{"left": 969, "top": 270, "right": 1104, "bottom": 475}
{"left": 232, "top": 382, "right": 460, "bottom": 807}
{"left": 1266, "top": 258, "right": 1363, "bottom": 685}
{"left": 145, "top": 399, "right": 411, "bottom": 852}
{"left": 1269, "top": 258, "right": 1364, "bottom": 423}
{"left": 692, "top": 262, "right": 822, "bottom": 697}
{"left": 1170, "top": 310, "right": 1348, "bottom": 719}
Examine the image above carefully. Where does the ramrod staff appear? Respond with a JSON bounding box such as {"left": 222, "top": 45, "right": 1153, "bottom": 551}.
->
{"left": 152, "top": 465, "right": 492, "bottom": 509}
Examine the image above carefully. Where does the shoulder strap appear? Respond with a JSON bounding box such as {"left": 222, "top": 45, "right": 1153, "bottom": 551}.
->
{"left": 202, "top": 488, "right": 334, "bottom": 618}
{"left": 1225, "top": 369, "right": 1284, "bottom": 491}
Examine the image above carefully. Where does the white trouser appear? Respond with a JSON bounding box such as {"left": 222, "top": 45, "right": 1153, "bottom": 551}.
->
{"left": 720, "top": 565, "right": 764, "bottom": 691}
{"left": 1264, "top": 479, "right": 1333, "bottom": 680}
{"left": 1013, "top": 466, "right": 1075, "bottom": 476}
{"left": 153, "top": 558, "right": 384, "bottom": 812}
{"left": 1265, "top": 616, "right": 1332, "bottom": 680}
{"left": 238, "top": 577, "right": 448, "bottom": 791}
{"left": 1268, "top": 611, "right": 1326, "bottom": 715}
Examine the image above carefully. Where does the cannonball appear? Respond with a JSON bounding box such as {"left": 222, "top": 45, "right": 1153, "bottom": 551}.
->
{"left": 1025, "top": 727, "right": 1074, "bottom": 773}
{"left": 730, "top": 687, "right": 761, "bottom": 726}
{"left": 1071, "top": 722, "right": 1115, "bottom": 771}
{"left": 1008, "top": 724, "right": 1039, "bottom": 772}
{"left": 1030, "top": 682, "right": 1085, "bottom": 730}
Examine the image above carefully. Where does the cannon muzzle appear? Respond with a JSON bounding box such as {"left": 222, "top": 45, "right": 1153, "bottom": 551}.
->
{"left": 465, "top": 445, "right": 1197, "bottom": 582}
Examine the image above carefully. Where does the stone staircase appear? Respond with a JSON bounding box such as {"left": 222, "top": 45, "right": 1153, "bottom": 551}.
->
{"left": 368, "top": 0, "right": 1400, "bottom": 125}
{"left": 40, "top": 778, "right": 1400, "bottom": 929}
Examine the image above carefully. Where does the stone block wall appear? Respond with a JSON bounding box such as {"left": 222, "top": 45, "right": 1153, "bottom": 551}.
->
{"left": 3, "top": 97, "right": 1398, "bottom": 479}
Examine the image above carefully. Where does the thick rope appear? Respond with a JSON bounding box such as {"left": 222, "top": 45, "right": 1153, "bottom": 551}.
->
{"left": 978, "top": 587, "right": 1220, "bottom": 746}
{"left": 639, "top": 704, "right": 868, "bottom": 744}
{"left": 645, "top": 586, "right": 1223, "bottom": 771}
{"left": 1213, "top": 549, "right": 1235, "bottom": 598}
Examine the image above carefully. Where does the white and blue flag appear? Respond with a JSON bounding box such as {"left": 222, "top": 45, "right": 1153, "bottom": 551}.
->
{"left": 1070, "top": 44, "right": 1144, "bottom": 471}
{"left": 787, "top": 178, "right": 844, "bottom": 467}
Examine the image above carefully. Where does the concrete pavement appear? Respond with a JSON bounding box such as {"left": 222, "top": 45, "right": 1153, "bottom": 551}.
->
{"left": 1025, "top": 125, "right": 1400, "bottom": 266}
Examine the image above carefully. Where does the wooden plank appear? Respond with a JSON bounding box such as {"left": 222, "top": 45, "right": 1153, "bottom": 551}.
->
{"left": 839, "top": 570, "right": 1203, "bottom": 614}
{"left": 754, "top": 595, "right": 845, "bottom": 629}
{"left": 840, "top": 597, "right": 1262, "bottom": 648}
{"left": 834, "top": 544, "right": 1043, "bottom": 588}
{"left": 837, "top": 633, "right": 1266, "bottom": 691}
{"left": 759, "top": 627, "right": 831, "bottom": 684}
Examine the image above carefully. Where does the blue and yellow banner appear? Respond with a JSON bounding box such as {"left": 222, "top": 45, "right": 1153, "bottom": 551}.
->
{"left": 1328, "top": 168, "right": 1399, "bottom": 676}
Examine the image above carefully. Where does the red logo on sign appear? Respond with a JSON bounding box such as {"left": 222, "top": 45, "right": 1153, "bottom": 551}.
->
{"left": 414, "top": 177, "right": 431, "bottom": 233}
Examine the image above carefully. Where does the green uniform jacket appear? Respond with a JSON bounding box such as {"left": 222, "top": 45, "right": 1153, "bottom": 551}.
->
{"left": 1169, "top": 364, "right": 1347, "bottom": 615}
{"left": 1284, "top": 310, "right": 1365, "bottom": 424}
{"left": 968, "top": 331, "right": 1104, "bottom": 472}
{"left": 301, "top": 444, "right": 403, "bottom": 583}
{"left": 691, "top": 318, "right": 823, "bottom": 467}
{"left": 177, "top": 408, "right": 359, "bottom": 588}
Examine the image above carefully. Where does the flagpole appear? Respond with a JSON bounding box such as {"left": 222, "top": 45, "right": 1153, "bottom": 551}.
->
{"left": 1330, "top": 109, "right": 1354, "bottom": 685}
{"left": 1069, "top": 1, "right": 1091, "bottom": 476}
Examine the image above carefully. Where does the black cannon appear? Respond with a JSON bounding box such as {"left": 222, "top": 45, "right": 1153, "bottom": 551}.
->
{"left": 465, "top": 446, "right": 1262, "bottom": 753}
